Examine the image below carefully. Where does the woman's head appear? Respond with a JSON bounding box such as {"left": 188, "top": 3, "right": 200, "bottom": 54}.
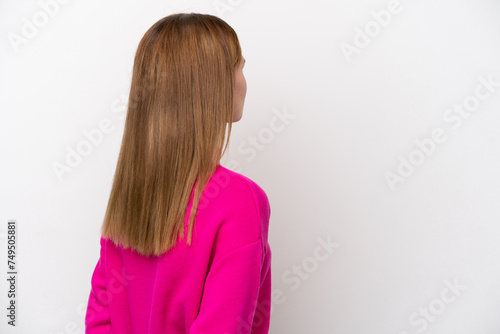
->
{"left": 101, "top": 13, "right": 245, "bottom": 256}
{"left": 131, "top": 12, "right": 244, "bottom": 155}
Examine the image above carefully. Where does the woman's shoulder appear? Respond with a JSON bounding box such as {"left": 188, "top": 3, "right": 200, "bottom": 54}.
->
{"left": 206, "top": 164, "right": 271, "bottom": 248}
{"left": 209, "top": 164, "right": 270, "bottom": 229}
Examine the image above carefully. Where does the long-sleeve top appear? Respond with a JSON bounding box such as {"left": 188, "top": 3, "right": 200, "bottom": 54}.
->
{"left": 85, "top": 163, "right": 272, "bottom": 333}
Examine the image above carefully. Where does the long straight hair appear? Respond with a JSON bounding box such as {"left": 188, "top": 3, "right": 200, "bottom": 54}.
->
{"left": 101, "top": 13, "right": 242, "bottom": 257}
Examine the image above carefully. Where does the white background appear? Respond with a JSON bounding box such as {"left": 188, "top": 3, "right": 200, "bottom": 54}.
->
{"left": 1, "top": 0, "right": 500, "bottom": 333}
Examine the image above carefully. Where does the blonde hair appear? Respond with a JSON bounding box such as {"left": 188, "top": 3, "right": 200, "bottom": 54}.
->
{"left": 101, "top": 13, "right": 242, "bottom": 257}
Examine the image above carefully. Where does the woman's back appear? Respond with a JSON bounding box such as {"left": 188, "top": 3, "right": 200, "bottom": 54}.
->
{"left": 85, "top": 164, "right": 272, "bottom": 333}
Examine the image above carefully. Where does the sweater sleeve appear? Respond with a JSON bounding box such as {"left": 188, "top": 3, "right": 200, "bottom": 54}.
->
{"left": 189, "top": 238, "right": 267, "bottom": 334}
{"left": 85, "top": 237, "right": 112, "bottom": 334}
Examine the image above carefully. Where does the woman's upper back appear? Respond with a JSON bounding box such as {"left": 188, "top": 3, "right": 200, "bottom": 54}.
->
{"left": 85, "top": 164, "right": 272, "bottom": 334}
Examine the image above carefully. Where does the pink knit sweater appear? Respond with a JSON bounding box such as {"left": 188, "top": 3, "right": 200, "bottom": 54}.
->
{"left": 85, "top": 164, "right": 272, "bottom": 333}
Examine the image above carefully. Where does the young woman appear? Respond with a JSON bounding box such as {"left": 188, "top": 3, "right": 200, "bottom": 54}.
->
{"left": 85, "top": 13, "right": 272, "bottom": 334}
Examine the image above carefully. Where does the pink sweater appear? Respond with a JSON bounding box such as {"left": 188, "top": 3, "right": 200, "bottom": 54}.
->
{"left": 85, "top": 164, "right": 272, "bottom": 333}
